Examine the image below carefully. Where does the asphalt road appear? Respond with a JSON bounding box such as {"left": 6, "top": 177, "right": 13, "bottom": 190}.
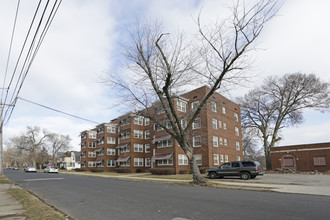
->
{"left": 4, "top": 169, "right": 330, "bottom": 220}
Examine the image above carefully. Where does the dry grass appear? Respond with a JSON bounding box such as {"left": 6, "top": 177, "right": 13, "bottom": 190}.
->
{"left": 0, "top": 175, "right": 12, "bottom": 184}
{"left": 8, "top": 188, "right": 66, "bottom": 220}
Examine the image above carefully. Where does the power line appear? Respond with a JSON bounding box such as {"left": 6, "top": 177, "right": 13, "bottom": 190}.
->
{"left": 18, "top": 97, "right": 100, "bottom": 125}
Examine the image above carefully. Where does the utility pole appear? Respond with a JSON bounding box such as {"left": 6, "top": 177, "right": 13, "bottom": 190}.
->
{"left": 0, "top": 102, "right": 4, "bottom": 176}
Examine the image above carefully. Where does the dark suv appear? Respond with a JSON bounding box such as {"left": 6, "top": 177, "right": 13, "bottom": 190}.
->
{"left": 207, "top": 161, "right": 264, "bottom": 180}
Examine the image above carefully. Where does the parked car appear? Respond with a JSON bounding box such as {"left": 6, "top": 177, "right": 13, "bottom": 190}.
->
{"left": 207, "top": 161, "right": 264, "bottom": 180}
{"left": 44, "top": 166, "right": 58, "bottom": 173}
{"left": 25, "top": 167, "right": 37, "bottom": 172}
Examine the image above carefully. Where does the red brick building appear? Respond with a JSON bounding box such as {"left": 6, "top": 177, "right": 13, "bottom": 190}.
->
{"left": 80, "top": 86, "right": 243, "bottom": 173}
{"left": 270, "top": 142, "right": 330, "bottom": 172}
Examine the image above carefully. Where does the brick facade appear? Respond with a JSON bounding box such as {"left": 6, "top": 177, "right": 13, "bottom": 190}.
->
{"left": 80, "top": 86, "right": 243, "bottom": 173}
{"left": 270, "top": 142, "right": 330, "bottom": 171}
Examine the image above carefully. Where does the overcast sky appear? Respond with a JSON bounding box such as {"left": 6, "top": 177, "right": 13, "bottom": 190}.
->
{"left": 1, "top": 0, "right": 330, "bottom": 151}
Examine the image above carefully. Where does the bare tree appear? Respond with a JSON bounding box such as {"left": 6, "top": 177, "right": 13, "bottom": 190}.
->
{"left": 47, "top": 133, "right": 72, "bottom": 162}
{"left": 239, "top": 73, "right": 330, "bottom": 170}
{"left": 107, "top": 1, "right": 279, "bottom": 184}
{"left": 18, "top": 126, "right": 50, "bottom": 167}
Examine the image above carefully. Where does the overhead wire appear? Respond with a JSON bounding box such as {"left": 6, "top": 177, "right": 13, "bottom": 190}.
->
{"left": 18, "top": 97, "right": 100, "bottom": 125}
{"left": 3, "top": 0, "right": 63, "bottom": 127}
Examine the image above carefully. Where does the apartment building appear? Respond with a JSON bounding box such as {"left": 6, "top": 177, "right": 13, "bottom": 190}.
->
{"left": 80, "top": 86, "right": 243, "bottom": 174}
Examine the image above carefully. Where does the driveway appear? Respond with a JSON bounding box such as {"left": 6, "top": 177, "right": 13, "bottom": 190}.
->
{"left": 213, "top": 173, "right": 330, "bottom": 196}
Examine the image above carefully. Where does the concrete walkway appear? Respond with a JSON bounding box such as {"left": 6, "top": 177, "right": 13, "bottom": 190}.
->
{"left": 0, "top": 184, "right": 26, "bottom": 220}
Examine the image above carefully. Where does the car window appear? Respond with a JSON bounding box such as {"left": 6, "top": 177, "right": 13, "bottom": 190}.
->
{"left": 221, "top": 163, "right": 231, "bottom": 169}
{"left": 232, "top": 162, "right": 240, "bottom": 167}
{"left": 242, "top": 161, "right": 256, "bottom": 167}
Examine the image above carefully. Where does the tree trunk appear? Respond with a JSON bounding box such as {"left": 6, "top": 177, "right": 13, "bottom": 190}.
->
{"left": 265, "top": 147, "right": 272, "bottom": 170}
{"left": 189, "top": 154, "right": 206, "bottom": 185}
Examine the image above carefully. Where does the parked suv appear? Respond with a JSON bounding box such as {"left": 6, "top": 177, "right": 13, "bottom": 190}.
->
{"left": 207, "top": 161, "right": 263, "bottom": 180}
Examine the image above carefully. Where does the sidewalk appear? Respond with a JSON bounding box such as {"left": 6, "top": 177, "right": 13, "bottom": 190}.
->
{"left": 0, "top": 184, "right": 26, "bottom": 220}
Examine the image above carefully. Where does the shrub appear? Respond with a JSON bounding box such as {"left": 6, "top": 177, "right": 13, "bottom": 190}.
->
{"left": 90, "top": 168, "right": 103, "bottom": 172}
{"left": 150, "top": 168, "right": 176, "bottom": 175}
{"left": 135, "top": 168, "right": 142, "bottom": 173}
{"left": 179, "top": 170, "right": 188, "bottom": 174}
{"left": 116, "top": 168, "right": 131, "bottom": 173}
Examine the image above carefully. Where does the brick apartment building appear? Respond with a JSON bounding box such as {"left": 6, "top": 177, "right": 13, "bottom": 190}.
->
{"left": 270, "top": 142, "right": 330, "bottom": 172}
{"left": 80, "top": 86, "right": 243, "bottom": 174}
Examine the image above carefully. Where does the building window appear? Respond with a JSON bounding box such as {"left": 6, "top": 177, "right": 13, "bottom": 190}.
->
{"left": 134, "top": 130, "right": 143, "bottom": 139}
{"left": 192, "top": 118, "right": 201, "bottom": 129}
{"left": 191, "top": 101, "right": 199, "bottom": 110}
{"left": 88, "top": 132, "right": 96, "bottom": 139}
{"left": 97, "top": 137, "right": 104, "bottom": 145}
{"left": 177, "top": 100, "right": 187, "bottom": 112}
{"left": 219, "top": 137, "right": 223, "bottom": 145}
{"left": 134, "top": 116, "right": 144, "bottom": 125}
{"left": 120, "top": 118, "right": 130, "bottom": 126}
{"left": 107, "top": 160, "right": 116, "bottom": 167}
{"left": 225, "top": 155, "right": 229, "bottom": 162}
{"left": 120, "top": 145, "right": 130, "bottom": 153}
{"left": 88, "top": 161, "right": 96, "bottom": 167}
{"left": 220, "top": 154, "right": 224, "bottom": 163}
{"left": 178, "top": 154, "right": 188, "bottom": 165}
{"left": 236, "top": 156, "right": 241, "bottom": 161}
{"left": 134, "top": 158, "right": 144, "bottom": 167}
{"left": 156, "top": 107, "right": 165, "bottom": 115}
{"left": 157, "top": 139, "right": 173, "bottom": 148}
{"left": 212, "top": 118, "right": 218, "bottom": 129}
{"left": 88, "top": 142, "right": 96, "bottom": 148}
{"left": 145, "top": 118, "right": 150, "bottom": 126}
{"left": 120, "top": 161, "right": 130, "bottom": 167}
{"left": 97, "top": 127, "right": 104, "bottom": 134}
{"left": 193, "top": 136, "right": 202, "bottom": 147}
{"left": 213, "top": 154, "right": 219, "bottom": 165}
{"left": 236, "top": 141, "right": 240, "bottom": 151}
{"left": 81, "top": 152, "right": 86, "bottom": 158}
{"left": 195, "top": 154, "right": 202, "bottom": 166}
{"left": 223, "top": 122, "right": 227, "bottom": 130}
{"left": 234, "top": 112, "right": 239, "bottom": 122}
{"left": 211, "top": 101, "right": 217, "bottom": 112}
{"left": 145, "top": 158, "right": 151, "bottom": 167}
{"left": 213, "top": 136, "right": 218, "bottom": 147}
{"left": 180, "top": 119, "right": 187, "bottom": 128}
{"left": 314, "top": 156, "right": 326, "bottom": 166}
{"left": 145, "top": 144, "right": 150, "bottom": 153}
{"left": 235, "top": 127, "right": 239, "bottom": 136}
{"left": 81, "top": 133, "right": 86, "bottom": 139}
{"left": 134, "top": 143, "right": 144, "bottom": 152}
{"left": 107, "top": 137, "right": 116, "bottom": 144}
{"left": 107, "top": 126, "right": 116, "bottom": 134}
{"left": 224, "top": 138, "right": 228, "bottom": 146}
{"left": 157, "top": 158, "right": 173, "bottom": 166}
{"left": 120, "top": 130, "right": 130, "bottom": 140}
{"left": 145, "top": 130, "right": 150, "bottom": 139}
{"left": 81, "top": 142, "right": 86, "bottom": 148}
{"left": 88, "top": 152, "right": 96, "bottom": 158}
{"left": 222, "top": 106, "right": 226, "bottom": 114}
{"left": 107, "top": 148, "right": 116, "bottom": 156}
{"left": 219, "top": 120, "right": 222, "bottom": 129}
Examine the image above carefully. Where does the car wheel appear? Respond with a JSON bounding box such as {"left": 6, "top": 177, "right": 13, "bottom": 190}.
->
{"left": 208, "top": 172, "right": 217, "bottom": 179}
{"left": 240, "top": 172, "right": 251, "bottom": 180}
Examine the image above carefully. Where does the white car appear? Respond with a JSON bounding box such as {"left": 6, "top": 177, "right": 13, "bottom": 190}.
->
{"left": 44, "top": 166, "right": 58, "bottom": 173}
{"left": 25, "top": 167, "right": 37, "bottom": 172}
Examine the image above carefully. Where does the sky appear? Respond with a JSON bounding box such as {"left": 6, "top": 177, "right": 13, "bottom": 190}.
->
{"left": 1, "top": 0, "right": 330, "bottom": 151}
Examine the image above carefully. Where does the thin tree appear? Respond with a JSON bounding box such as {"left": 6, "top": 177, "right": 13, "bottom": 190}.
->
{"left": 239, "top": 73, "right": 330, "bottom": 170}
{"left": 107, "top": 0, "right": 279, "bottom": 184}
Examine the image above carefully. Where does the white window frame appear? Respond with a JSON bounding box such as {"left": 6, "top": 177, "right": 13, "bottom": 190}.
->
{"left": 235, "top": 127, "right": 239, "bottom": 136}
{"left": 107, "top": 137, "right": 116, "bottom": 144}
{"left": 157, "top": 139, "right": 173, "bottom": 148}
{"left": 134, "top": 116, "right": 144, "bottom": 125}
{"left": 107, "top": 148, "right": 116, "bottom": 156}
{"left": 88, "top": 161, "right": 96, "bottom": 167}
{"left": 178, "top": 154, "right": 188, "bottom": 165}
{"left": 236, "top": 141, "right": 240, "bottom": 151}
{"left": 145, "top": 144, "right": 150, "bottom": 153}
{"left": 88, "top": 152, "right": 96, "bottom": 158}
{"left": 145, "top": 117, "right": 150, "bottom": 126}
{"left": 145, "top": 130, "right": 150, "bottom": 139}
{"left": 225, "top": 155, "right": 229, "bottom": 162}
{"left": 88, "top": 142, "right": 96, "bottom": 148}
{"left": 213, "top": 154, "right": 219, "bottom": 165}
{"left": 236, "top": 156, "right": 241, "bottom": 161}
{"left": 193, "top": 136, "right": 202, "bottom": 147}
{"left": 211, "top": 101, "right": 217, "bottom": 112}
{"left": 133, "top": 130, "right": 143, "bottom": 139}
{"left": 134, "top": 158, "right": 144, "bottom": 167}
{"left": 191, "top": 101, "right": 199, "bottom": 110}
{"left": 145, "top": 158, "right": 151, "bottom": 167}
{"left": 177, "top": 100, "right": 187, "bottom": 112}
{"left": 213, "top": 136, "right": 218, "bottom": 147}
{"left": 224, "top": 138, "right": 228, "bottom": 146}
{"left": 107, "top": 160, "right": 116, "bottom": 167}
{"left": 134, "top": 143, "right": 144, "bottom": 152}
{"left": 107, "top": 126, "right": 116, "bottom": 134}
{"left": 192, "top": 118, "right": 201, "bottom": 129}
{"left": 157, "top": 158, "right": 173, "bottom": 166}
{"left": 222, "top": 106, "right": 226, "bottom": 114}
{"left": 234, "top": 112, "right": 239, "bottom": 122}
{"left": 223, "top": 122, "right": 227, "bottom": 130}
{"left": 212, "top": 118, "right": 218, "bottom": 129}
{"left": 219, "top": 137, "right": 223, "bottom": 145}
{"left": 195, "top": 154, "right": 202, "bottom": 166}
{"left": 220, "top": 154, "right": 224, "bottom": 163}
